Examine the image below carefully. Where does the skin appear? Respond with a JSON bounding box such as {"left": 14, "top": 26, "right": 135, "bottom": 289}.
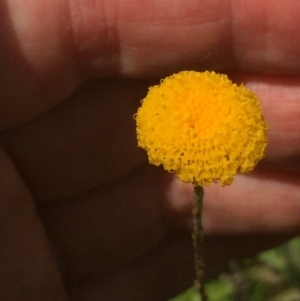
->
{"left": 0, "top": 0, "right": 300, "bottom": 300}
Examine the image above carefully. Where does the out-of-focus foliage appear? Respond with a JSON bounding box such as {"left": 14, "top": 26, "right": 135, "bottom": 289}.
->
{"left": 171, "top": 236, "right": 300, "bottom": 301}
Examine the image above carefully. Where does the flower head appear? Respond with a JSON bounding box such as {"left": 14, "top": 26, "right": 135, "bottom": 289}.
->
{"left": 135, "top": 71, "right": 268, "bottom": 186}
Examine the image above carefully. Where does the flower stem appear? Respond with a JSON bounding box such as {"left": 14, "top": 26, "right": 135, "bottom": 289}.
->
{"left": 192, "top": 185, "right": 207, "bottom": 301}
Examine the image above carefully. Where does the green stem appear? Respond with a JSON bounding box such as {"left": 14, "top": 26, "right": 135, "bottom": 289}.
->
{"left": 192, "top": 185, "right": 207, "bottom": 301}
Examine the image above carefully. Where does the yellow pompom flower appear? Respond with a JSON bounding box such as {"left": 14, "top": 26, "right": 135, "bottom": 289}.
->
{"left": 135, "top": 71, "right": 268, "bottom": 186}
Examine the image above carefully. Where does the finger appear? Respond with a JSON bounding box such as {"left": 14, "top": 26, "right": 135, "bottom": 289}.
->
{"left": 205, "top": 170, "right": 300, "bottom": 234}
{"left": 0, "top": 79, "right": 151, "bottom": 200}
{"left": 68, "top": 233, "right": 195, "bottom": 301}
{"left": 169, "top": 169, "right": 300, "bottom": 235}
{"left": 2, "top": 0, "right": 300, "bottom": 129}
{"left": 68, "top": 232, "right": 294, "bottom": 301}
{"left": 106, "top": 0, "right": 300, "bottom": 76}
{"left": 38, "top": 164, "right": 173, "bottom": 283}
{"left": 1, "top": 73, "right": 300, "bottom": 201}
{"left": 10, "top": 0, "right": 300, "bottom": 77}
{"left": 37, "top": 165, "right": 300, "bottom": 285}
{"left": 0, "top": 147, "right": 68, "bottom": 301}
{"left": 0, "top": 0, "right": 84, "bottom": 129}
{"left": 231, "top": 72, "right": 300, "bottom": 170}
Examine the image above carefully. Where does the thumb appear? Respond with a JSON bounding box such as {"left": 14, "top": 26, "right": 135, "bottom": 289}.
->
{"left": 0, "top": 147, "right": 68, "bottom": 301}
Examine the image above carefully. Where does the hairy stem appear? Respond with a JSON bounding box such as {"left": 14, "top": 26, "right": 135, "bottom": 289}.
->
{"left": 192, "top": 185, "right": 207, "bottom": 301}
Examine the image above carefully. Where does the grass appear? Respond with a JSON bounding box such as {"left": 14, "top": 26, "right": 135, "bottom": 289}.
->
{"left": 170, "top": 236, "right": 300, "bottom": 301}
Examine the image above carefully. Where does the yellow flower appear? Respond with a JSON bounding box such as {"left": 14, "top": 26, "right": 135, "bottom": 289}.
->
{"left": 135, "top": 71, "right": 268, "bottom": 186}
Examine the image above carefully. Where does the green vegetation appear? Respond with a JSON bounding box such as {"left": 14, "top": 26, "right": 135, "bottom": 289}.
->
{"left": 171, "top": 236, "right": 300, "bottom": 301}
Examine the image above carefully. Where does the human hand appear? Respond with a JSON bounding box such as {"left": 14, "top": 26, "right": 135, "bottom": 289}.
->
{"left": 0, "top": 1, "right": 300, "bottom": 300}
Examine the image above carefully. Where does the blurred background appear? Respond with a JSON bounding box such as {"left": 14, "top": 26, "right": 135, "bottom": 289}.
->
{"left": 171, "top": 236, "right": 300, "bottom": 301}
